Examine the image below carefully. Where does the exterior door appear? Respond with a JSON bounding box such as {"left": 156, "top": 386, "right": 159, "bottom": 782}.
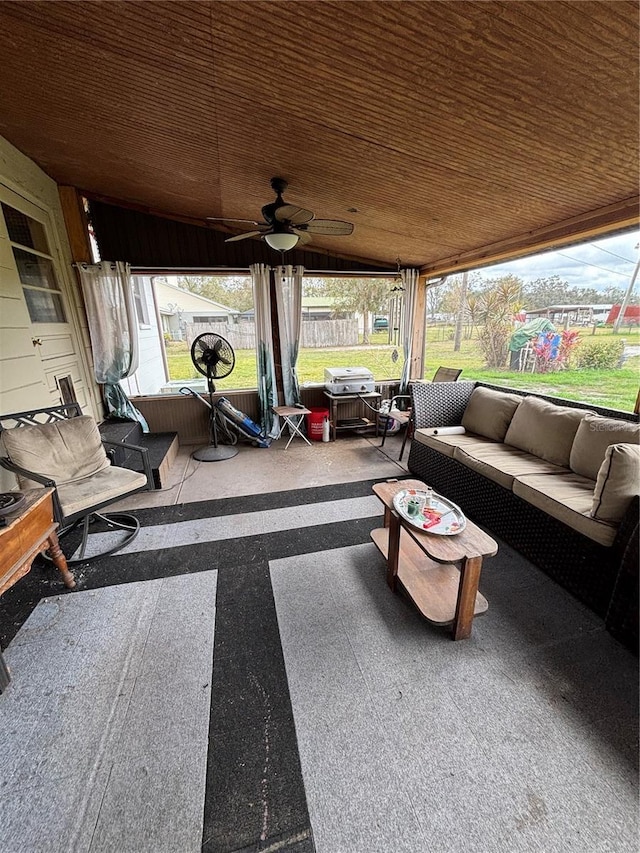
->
{"left": 0, "top": 184, "right": 90, "bottom": 413}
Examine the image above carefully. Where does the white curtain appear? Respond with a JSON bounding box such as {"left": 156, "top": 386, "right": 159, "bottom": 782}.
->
{"left": 274, "top": 264, "right": 304, "bottom": 406}
{"left": 399, "top": 268, "right": 420, "bottom": 395}
{"left": 78, "top": 261, "right": 148, "bottom": 429}
{"left": 250, "top": 263, "right": 279, "bottom": 436}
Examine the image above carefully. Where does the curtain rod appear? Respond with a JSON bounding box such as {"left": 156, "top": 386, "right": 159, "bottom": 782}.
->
{"left": 129, "top": 266, "right": 396, "bottom": 277}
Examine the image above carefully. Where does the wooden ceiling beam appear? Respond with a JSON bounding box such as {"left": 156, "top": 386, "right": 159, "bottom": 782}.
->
{"left": 420, "top": 196, "right": 640, "bottom": 278}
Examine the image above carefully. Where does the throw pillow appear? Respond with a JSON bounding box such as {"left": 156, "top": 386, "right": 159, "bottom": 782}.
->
{"left": 592, "top": 443, "right": 640, "bottom": 522}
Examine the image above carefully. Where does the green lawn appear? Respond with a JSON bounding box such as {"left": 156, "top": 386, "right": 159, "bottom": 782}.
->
{"left": 166, "top": 326, "right": 640, "bottom": 412}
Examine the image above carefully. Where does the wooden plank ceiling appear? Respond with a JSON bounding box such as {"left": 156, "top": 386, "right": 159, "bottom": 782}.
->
{"left": 0, "top": 0, "right": 637, "bottom": 273}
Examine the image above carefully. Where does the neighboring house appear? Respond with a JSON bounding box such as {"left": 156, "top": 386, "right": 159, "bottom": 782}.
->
{"left": 301, "top": 295, "right": 352, "bottom": 321}
{"left": 120, "top": 275, "right": 167, "bottom": 398}
{"left": 154, "top": 280, "right": 240, "bottom": 340}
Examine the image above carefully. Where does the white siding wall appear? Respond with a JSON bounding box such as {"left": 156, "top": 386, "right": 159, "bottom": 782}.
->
{"left": 121, "top": 276, "right": 167, "bottom": 396}
{"left": 0, "top": 136, "right": 101, "bottom": 490}
{"left": 0, "top": 135, "right": 100, "bottom": 418}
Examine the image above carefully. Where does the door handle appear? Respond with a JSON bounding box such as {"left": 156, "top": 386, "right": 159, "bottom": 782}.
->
{"left": 32, "top": 338, "right": 42, "bottom": 347}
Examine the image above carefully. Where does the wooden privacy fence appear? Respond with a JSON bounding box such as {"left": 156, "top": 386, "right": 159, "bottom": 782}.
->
{"left": 186, "top": 319, "right": 359, "bottom": 349}
{"left": 301, "top": 319, "right": 358, "bottom": 347}
{"left": 186, "top": 323, "right": 256, "bottom": 349}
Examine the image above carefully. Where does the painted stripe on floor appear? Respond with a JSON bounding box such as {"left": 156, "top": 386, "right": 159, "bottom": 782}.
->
{"left": 76, "top": 494, "right": 383, "bottom": 559}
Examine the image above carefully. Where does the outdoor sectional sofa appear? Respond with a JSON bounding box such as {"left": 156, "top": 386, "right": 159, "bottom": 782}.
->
{"left": 407, "top": 380, "right": 639, "bottom": 651}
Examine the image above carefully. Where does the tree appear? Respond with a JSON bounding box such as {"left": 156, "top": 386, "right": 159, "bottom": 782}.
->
{"left": 467, "top": 276, "right": 524, "bottom": 368}
{"left": 520, "top": 275, "right": 627, "bottom": 310}
{"left": 174, "top": 275, "right": 254, "bottom": 312}
{"left": 521, "top": 275, "right": 572, "bottom": 309}
{"left": 317, "top": 277, "right": 392, "bottom": 343}
{"left": 426, "top": 279, "right": 451, "bottom": 320}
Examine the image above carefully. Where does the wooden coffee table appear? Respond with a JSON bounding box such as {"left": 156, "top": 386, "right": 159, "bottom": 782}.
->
{"left": 371, "top": 479, "right": 497, "bottom": 640}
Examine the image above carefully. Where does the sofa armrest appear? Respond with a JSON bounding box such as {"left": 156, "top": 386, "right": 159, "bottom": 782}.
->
{"left": 410, "top": 380, "right": 476, "bottom": 429}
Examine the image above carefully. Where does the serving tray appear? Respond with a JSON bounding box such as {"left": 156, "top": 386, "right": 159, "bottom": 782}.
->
{"left": 392, "top": 488, "right": 466, "bottom": 536}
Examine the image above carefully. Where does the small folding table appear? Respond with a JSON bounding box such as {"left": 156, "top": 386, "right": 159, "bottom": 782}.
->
{"left": 272, "top": 405, "right": 312, "bottom": 449}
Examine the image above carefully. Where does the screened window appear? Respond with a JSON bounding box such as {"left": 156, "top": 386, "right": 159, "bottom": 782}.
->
{"left": 2, "top": 202, "right": 66, "bottom": 323}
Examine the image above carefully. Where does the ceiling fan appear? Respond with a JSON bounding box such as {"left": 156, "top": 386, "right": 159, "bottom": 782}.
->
{"left": 207, "top": 177, "right": 354, "bottom": 252}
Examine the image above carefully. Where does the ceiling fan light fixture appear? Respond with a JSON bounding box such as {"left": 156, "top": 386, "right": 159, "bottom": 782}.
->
{"left": 264, "top": 232, "right": 299, "bottom": 252}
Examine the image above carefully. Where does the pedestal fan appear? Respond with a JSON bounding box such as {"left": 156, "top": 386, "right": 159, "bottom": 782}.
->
{"left": 190, "top": 332, "right": 238, "bottom": 461}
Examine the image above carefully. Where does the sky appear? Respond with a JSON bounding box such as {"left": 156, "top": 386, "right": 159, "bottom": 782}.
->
{"left": 476, "top": 228, "right": 640, "bottom": 293}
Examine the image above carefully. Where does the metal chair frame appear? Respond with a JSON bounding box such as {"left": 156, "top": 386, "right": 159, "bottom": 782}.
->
{"left": 0, "top": 403, "right": 153, "bottom": 563}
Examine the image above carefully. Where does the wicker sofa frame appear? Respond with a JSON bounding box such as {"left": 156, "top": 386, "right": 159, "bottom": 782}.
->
{"left": 407, "top": 381, "right": 639, "bottom": 651}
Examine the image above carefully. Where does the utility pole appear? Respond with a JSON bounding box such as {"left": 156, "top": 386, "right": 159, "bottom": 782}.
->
{"left": 453, "top": 271, "right": 468, "bottom": 352}
{"left": 613, "top": 243, "right": 640, "bottom": 334}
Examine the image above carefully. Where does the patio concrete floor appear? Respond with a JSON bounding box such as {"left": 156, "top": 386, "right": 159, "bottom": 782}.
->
{"left": 0, "top": 430, "right": 637, "bottom": 853}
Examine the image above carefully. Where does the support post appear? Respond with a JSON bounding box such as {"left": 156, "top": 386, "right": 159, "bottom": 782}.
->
{"left": 58, "top": 186, "right": 93, "bottom": 263}
{"left": 409, "top": 275, "right": 427, "bottom": 380}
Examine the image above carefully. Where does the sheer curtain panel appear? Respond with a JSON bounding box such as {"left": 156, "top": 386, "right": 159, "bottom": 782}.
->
{"left": 77, "top": 261, "right": 148, "bottom": 430}
{"left": 274, "top": 264, "right": 304, "bottom": 406}
{"left": 250, "top": 263, "right": 278, "bottom": 436}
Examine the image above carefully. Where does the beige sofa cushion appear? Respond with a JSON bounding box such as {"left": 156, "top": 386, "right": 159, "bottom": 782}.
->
{"left": 513, "top": 472, "right": 617, "bottom": 547}
{"left": 454, "top": 443, "right": 567, "bottom": 489}
{"left": 591, "top": 443, "right": 640, "bottom": 522}
{"left": 3, "top": 416, "right": 110, "bottom": 488}
{"left": 461, "top": 387, "right": 522, "bottom": 441}
{"left": 504, "top": 396, "right": 588, "bottom": 467}
{"left": 413, "top": 429, "right": 495, "bottom": 459}
{"left": 570, "top": 413, "right": 640, "bottom": 481}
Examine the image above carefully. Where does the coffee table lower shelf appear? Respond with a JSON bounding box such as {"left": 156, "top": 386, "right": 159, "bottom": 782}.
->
{"left": 370, "top": 526, "right": 488, "bottom": 626}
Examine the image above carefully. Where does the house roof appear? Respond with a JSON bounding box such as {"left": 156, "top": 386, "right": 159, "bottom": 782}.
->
{"left": 154, "top": 281, "right": 238, "bottom": 315}
{"left": 0, "top": 1, "right": 637, "bottom": 274}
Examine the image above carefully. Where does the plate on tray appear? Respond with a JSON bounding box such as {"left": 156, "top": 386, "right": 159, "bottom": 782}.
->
{"left": 392, "top": 488, "right": 466, "bottom": 535}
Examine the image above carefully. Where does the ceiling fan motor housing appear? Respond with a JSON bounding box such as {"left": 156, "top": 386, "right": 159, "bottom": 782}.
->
{"left": 261, "top": 177, "right": 288, "bottom": 224}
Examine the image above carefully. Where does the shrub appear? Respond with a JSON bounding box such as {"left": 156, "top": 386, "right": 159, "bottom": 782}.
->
{"left": 574, "top": 338, "right": 625, "bottom": 370}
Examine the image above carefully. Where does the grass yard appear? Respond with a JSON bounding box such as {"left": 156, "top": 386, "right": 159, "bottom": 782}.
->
{"left": 166, "top": 325, "right": 640, "bottom": 412}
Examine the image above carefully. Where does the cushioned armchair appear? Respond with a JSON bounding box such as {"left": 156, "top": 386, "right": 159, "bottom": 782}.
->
{"left": 0, "top": 404, "right": 152, "bottom": 563}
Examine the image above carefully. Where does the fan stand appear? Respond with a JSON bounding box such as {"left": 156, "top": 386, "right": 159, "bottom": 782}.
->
{"left": 192, "top": 372, "right": 238, "bottom": 462}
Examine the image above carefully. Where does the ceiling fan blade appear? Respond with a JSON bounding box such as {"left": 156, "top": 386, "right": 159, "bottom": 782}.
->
{"left": 225, "top": 230, "right": 266, "bottom": 243}
{"left": 206, "top": 217, "right": 262, "bottom": 225}
{"left": 274, "top": 204, "right": 314, "bottom": 225}
{"left": 300, "top": 219, "right": 354, "bottom": 236}
{"left": 293, "top": 230, "right": 313, "bottom": 246}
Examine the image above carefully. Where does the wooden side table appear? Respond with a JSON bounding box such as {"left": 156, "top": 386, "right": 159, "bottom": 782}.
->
{"left": 371, "top": 479, "right": 497, "bottom": 640}
{"left": 0, "top": 488, "right": 75, "bottom": 692}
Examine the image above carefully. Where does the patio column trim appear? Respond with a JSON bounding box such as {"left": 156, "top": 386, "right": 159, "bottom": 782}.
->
{"left": 409, "top": 275, "right": 428, "bottom": 381}
{"left": 58, "top": 186, "right": 92, "bottom": 263}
